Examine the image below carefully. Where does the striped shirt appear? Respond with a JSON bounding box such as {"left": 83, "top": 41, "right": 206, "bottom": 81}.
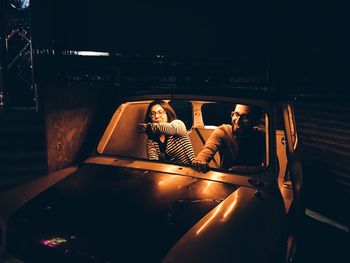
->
{"left": 146, "top": 120, "right": 195, "bottom": 165}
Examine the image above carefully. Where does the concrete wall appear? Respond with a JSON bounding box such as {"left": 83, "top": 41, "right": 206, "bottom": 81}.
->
{"left": 42, "top": 83, "right": 118, "bottom": 173}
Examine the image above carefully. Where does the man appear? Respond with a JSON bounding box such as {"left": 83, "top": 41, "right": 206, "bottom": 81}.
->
{"left": 192, "top": 104, "right": 265, "bottom": 172}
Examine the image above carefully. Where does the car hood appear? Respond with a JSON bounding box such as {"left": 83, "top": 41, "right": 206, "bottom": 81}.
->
{"left": 6, "top": 163, "right": 238, "bottom": 262}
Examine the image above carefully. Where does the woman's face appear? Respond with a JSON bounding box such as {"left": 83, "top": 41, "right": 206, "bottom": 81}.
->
{"left": 149, "top": 104, "right": 168, "bottom": 123}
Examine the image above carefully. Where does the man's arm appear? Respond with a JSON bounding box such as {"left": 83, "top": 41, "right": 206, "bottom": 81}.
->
{"left": 192, "top": 127, "right": 224, "bottom": 172}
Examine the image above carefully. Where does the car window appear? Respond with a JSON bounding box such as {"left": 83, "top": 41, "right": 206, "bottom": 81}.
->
{"left": 201, "top": 102, "right": 267, "bottom": 169}
{"left": 276, "top": 104, "right": 285, "bottom": 130}
{"left": 202, "top": 102, "right": 233, "bottom": 126}
{"left": 99, "top": 99, "right": 269, "bottom": 173}
{"left": 202, "top": 102, "right": 266, "bottom": 128}
{"left": 169, "top": 100, "right": 193, "bottom": 130}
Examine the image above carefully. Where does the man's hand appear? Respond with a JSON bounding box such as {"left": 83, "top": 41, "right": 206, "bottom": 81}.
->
{"left": 192, "top": 159, "right": 209, "bottom": 173}
{"left": 136, "top": 123, "right": 148, "bottom": 133}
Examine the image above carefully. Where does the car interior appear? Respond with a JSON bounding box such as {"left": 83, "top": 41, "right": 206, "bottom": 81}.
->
{"left": 97, "top": 99, "right": 288, "bottom": 173}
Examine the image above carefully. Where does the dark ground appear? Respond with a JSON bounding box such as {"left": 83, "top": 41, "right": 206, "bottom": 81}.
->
{"left": 295, "top": 216, "right": 349, "bottom": 263}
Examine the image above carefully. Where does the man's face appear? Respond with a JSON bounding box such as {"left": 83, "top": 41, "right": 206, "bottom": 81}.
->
{"left": 231, "top": 104, "right": 255, "bottom": 134}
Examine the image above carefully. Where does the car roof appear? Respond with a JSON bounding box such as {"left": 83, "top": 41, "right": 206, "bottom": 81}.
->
{"left": 120, "top": 86, "right": 292, "bottom": 101}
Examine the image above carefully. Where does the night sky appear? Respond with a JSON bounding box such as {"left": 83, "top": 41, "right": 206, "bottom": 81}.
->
{"left": 29, "top": 0, "right": 350, "bottom": 94}
{"left": 31, "top": 1, "right": 268, "bottom": 57}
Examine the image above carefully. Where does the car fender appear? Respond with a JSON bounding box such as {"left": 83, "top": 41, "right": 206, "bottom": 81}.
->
{"left": 163, "top": 186, "right": 287, "bottom": 263}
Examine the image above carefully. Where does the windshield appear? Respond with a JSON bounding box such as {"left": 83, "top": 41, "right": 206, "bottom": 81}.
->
{"left": 97, "top": 99, "right": 269, "bottom": 174}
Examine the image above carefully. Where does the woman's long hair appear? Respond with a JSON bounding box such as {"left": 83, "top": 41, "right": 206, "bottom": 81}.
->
{"left": 144, "top": 100, "right": 177, "bottom": 123}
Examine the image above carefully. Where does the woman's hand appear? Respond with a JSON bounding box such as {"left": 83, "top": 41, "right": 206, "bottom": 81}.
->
{"left": 136, "top": 123, "right": 148, "bottom": 133}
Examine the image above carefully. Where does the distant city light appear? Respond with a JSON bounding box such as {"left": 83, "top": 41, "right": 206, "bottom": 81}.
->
{"left": 10, "top": 0, "right": 30, "bottom": 10}
{"left": 76, "top": 51, "right": 110, "bottom": 56}
{"left": 41, "top": 237, "right": 67, "bottom": 248}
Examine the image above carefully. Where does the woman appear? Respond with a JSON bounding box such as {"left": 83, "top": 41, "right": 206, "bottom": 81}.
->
{"left": 138, "top": 100, "right": 195, "bottom": 165}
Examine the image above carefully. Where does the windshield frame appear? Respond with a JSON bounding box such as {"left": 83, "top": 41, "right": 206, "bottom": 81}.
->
{"left": 97, "top": 94, "right": 278, "bottom": 183}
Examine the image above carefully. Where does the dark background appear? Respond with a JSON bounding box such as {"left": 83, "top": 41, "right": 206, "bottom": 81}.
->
{"left": 31, "top": 2, "right": 349, "bottom": 262}
{"left": 31, "top": 0, "right": 269, "bottom": 61}
{"left": 1, "top": 1, "right": 349, "bottom": 262}
{"left": 29, "top": 0, "right": 350, "bottom": 95}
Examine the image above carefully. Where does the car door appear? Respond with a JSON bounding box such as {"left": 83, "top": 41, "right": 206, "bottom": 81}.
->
{"left": 282, "top": 102, "right": 304, "bottom": 262}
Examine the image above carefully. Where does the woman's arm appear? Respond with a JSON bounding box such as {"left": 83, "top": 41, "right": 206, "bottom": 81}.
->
{"left": 148, "top": 120, "right": 187, "bottom": 136}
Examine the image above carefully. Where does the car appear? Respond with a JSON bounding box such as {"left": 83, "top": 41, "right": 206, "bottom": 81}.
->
{"left": 0, "top": 89, "right": 303, "bottom": 263}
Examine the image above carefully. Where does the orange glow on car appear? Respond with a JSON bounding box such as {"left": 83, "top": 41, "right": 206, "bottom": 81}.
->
{"left": 196, "top": 201, "right": 224, "bottom": 235}
{"left": 158, "top": 175, "right": 177, "bottom": 186}
{"left": 203, "top": 181, "right": 212, "bottom": 193}
{"left": 156, "top": 174, "right": 194, "bottom": 195}
{"left": 223, "top": 192, "right": 238, "bottom": 219}
{"left": 196, "top": 192, "right": 239, "bottom": 235}
{"left": 202, "top": 173, "right": 222, "bottom": 193}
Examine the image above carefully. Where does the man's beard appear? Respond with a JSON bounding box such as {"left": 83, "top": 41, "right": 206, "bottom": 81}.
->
{"left": 233, "top": 124, "right": 244, "bottom": 134}
{"left": 233, "top": 123, "right": 250, "bottom": 135}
